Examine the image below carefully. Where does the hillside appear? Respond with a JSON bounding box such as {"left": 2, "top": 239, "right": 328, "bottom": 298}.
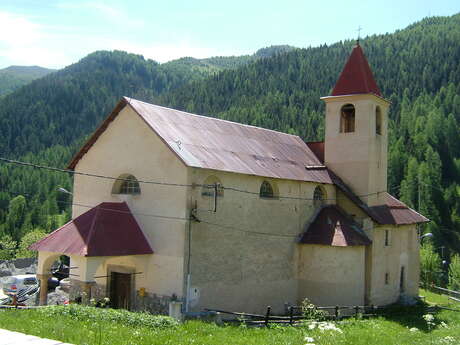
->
{"left": 0, "top": 66, "right": 55, "bottom": 97}
{"left": 0, "top": 15, "right": 459, "bottom": 259}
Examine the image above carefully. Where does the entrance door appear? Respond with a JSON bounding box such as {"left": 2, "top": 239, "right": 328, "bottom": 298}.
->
{"left": 110, "top": 272, "right": 132, "bottom": 309}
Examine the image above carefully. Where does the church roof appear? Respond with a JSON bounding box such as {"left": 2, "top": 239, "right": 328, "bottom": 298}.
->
{"left": 68, "top": 97, "right": 333, "bottom": 184}
{"left": 29, "top": 202, "right": 153, "bottom": 256}
{"left": 299, "top": 205, "right": 371, "bottom": 246}
{"left": 331, "top": 44, "right": 382, "bottom": 97}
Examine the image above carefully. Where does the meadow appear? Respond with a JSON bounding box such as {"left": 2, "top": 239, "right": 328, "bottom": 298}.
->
{"left": 0, "top": 289, "right": 458, "bottom": 345}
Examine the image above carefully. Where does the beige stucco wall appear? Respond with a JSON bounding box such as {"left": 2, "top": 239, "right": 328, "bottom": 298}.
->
{"left": 366, "top": 224, "right": 420, "bottom": 305}
{"left": 298, "top": 244, "right": 366, "bottom": 306}
{"left": 323, "top": 94, "right": 389, "bottom": 206}
{"left": 71, "top": 105, "right": 190, "bottom": 298}
{"left": 186, "top": 168, "right": 336, "bottom": 314}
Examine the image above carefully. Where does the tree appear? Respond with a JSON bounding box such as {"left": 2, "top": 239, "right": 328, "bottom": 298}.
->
{"left": 420, "top": 242, "right": 442, "bottom": 287}
{"left": 0, "top": 235, "right": 16, "bottom": 260}
{"left": 16, "top": 229, "right": 46, "bottom": 258}
{"left": 448, "top": 254, "right": 460, "bottom": 291}
{"left": 5, "top": 195, "right": 26, "bottom": 242}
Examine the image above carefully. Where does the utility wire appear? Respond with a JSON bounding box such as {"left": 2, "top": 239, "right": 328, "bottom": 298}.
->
{"left": 0, "top": 157, "right": 195, "bottom": 188}
{"left": 0, "top": 156, "right": 402, "bottom": 201}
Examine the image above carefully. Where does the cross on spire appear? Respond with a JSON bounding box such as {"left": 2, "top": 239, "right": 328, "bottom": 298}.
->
{"left": 356, "top": 26, "right": 363, "bottom": 45}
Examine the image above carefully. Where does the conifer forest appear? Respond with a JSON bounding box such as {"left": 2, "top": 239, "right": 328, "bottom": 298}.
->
{"left": 0, "top": 14, "right": 459, "bottom": 268}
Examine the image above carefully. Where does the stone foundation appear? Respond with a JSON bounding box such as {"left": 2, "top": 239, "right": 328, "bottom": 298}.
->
{"left": 68, "top": 279, "right": 180, "bottom": 314}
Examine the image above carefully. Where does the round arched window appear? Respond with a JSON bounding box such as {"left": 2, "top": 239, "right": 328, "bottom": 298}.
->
{"left": 313, "top": 185, "right": 325, "bottom": 207}
{"left": 260, "top": 181, "right": 275, "bottom": 199}
{"left": 112, "top": 174, "right": 141, "bottom": 195}
{"left": 340, "top": 104, "right": 355, "bottom": 133}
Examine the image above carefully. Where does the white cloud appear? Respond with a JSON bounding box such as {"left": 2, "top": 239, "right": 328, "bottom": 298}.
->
{"left": 0, "top": 11, "right": 72, "bottom": 67}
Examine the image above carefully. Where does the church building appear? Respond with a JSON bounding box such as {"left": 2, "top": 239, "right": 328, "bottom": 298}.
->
{"left": 31, "top": 44, "right": 428, "bottom": 315}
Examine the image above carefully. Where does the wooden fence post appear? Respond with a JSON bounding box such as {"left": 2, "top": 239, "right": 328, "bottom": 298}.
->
{"left": 265, "top": 306, "right": 271, "bottom": 328}
{"left": 289, "top": 306, "right": 294, "bottom": 325}
{"left": 355, "top": 305, "right": 359, "bottom": 318}
{"left": 335, "top": 305, "right": 339, "bottom": 319}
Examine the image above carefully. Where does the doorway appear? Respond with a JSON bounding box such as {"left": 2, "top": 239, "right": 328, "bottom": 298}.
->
{"left": 110, "top": 272, "right": 132, "bottom": 309}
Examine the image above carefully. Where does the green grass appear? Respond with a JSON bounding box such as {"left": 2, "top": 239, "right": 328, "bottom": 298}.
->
{"left": 0, "top": 290, "right": 459, "bottom": 345}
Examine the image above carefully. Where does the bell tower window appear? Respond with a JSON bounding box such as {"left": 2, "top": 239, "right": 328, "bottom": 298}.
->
{"left": 340, "top": 104, "right": 355, "bottom": 133}
{"left": 376, "top": 106, "right": 382, "bottom": 135}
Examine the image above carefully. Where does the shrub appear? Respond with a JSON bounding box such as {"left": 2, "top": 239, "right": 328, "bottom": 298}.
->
{"left": 38, "top": 305, "right": 179, "bottom": 329}
{"left": 301, "top": 298, "right": 328, "bottom": 320}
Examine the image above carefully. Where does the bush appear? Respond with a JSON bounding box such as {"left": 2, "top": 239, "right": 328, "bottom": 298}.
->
{"left": 38, "top": 305, "right": 179, "bottom": 329}
{"left": 301, "top": 298, "right": 328, "bottom": 320}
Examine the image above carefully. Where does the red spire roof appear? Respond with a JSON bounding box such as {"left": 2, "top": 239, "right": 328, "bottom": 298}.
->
{"left": 331, "top": 44, "right": 381, "bottom": 97}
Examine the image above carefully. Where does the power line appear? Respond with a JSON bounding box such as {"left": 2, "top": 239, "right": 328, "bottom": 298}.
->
{"left": 0, "top": 156, "right": 401, "bottom": 201}
{"left": 0, "top": 157, "right": 195, "bottom": 188}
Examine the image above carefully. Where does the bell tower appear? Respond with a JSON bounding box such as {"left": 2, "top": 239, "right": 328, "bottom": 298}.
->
{"left": 322, "top": 44, "right": 390, "bottom": 206}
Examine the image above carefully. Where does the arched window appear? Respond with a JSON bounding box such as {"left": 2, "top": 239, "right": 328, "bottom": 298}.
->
{"left": 340, "top": 104, "right": 355, "bottom": 133}
{"left": 201, "top": 176, "right": 224, "bottom": 198}
{"left": 376, "top": 106, "right": 382, "bottom": 135}
{"left": 260, "top": 181, "right": 275, "bottom": 199}
{"left": 313, "top": 185, "right": 325, "bottom": 207}
{"left": 112, "top": 174, "right": 141, "bottom": 195}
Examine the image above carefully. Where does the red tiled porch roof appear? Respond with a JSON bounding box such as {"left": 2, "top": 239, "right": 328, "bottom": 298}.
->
{"left": 29, "top": 202, "right": 153, "bottom": 257}
{"left": 299, "top": 205, "right": 371, "bottom": 246}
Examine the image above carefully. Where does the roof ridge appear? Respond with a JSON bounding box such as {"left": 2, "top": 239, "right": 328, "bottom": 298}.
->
{"left": 124, "top": 96, "right": 303, "bottom": 139}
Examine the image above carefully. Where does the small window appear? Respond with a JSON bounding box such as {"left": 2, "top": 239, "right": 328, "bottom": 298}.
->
{"left": 384, "top": 230, "right": 390, "bottom": 246}
{"left": 385, "top": 273, "right": 389, "bottom": 285}
{"left": 400, "top": 266, "right": 405, "bottom": 293}
{"left": 340, "top": 104, "right": 355, "bottom": 133}
{"left": 260, "top": 181, "right": 275, "bottom": 199}
{"left": 313, "top": 185, "right": 325, "bottom": 208}
{"left": 376, "top": 106, "right": 382, "bottom": 135}
{"left": 112, "top": 174, "right": 141, "bottom": 195}
{"left": 23, "top": 278, "right": 38, "bottom": 286}
{"left": 202, "top": 176, "right": 224, "bottom": 198}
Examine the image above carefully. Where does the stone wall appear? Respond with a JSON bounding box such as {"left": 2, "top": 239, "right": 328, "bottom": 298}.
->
{"left": 0, "top": 258, "right": 37, "bottom": 278}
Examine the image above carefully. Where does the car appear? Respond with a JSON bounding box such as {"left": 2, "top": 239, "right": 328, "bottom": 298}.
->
{"left": 2, "top": 274, "right": 38, "bottom": 295}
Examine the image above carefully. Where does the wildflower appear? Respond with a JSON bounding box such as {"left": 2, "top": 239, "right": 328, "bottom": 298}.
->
{"left": 307, "top": 321, "right": 343, "bottom": 333}
{"left": 304, "top": 336, "right": 315, "bottom": 342}
{"left": 409, "top": 327, "right": 419, "bottom": 332}
{"left": 422, "top": 314, "right": 434, "bottom": 322}
{"left": 439, "top": 321, "right": 448, "bottom": 328}
{"left": 440, "top": 336, "right": 456, "bottom": 344}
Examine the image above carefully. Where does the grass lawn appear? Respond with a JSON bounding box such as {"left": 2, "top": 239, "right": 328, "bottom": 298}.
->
{"left": 0, "top": 289, "right": 459, "bottom": 345}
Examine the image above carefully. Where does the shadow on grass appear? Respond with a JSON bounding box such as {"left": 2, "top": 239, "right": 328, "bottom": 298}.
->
{"left": 374, "top": 302, "right": 455, "bottom": 333}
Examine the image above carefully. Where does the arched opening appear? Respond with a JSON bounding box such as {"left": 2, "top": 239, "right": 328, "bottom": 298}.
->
{"left": 260, "top": 181, "right": 277, "bottom": 199}
{"left": 376, "top": 106, "right": 382, "bottom": 135}
{"left": 313, "top": 185, "right": 326, "bottom": 208}
{"left": 112, "top": 174, "right": 141, "bottom": 195}
{"left": 340, "top": 104, "right": 355, "bottom": 133}
{"left": 201, "top": 176, "right": 224, "bottom": 198}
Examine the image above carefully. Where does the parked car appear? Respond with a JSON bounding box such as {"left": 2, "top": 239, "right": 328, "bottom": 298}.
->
{"left": 2, "top": 274, "right": 38, "bottom": 295}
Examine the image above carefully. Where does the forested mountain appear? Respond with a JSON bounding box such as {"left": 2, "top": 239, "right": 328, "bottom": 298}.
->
{"left": 161, "top": 45, "right": 297, "bottom": 78}
{"left": 0, "top": 66, "right": 55, "bottom": 97}
{"left": 0, "top": 14, "right": 459, "bottom": 261}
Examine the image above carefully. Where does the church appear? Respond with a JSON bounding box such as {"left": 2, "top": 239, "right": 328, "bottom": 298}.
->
{"left": 31, "top": 44, "right": 428, "bottom": 315}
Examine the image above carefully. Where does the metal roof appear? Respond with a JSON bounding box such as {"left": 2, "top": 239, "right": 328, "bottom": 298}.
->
{"left": 29, "top": 202, "right": 153, "bottom": 256}
{"left": 299, "top": 205, "right": 371, "bottom": 246}
{"left": 331, "top": 44, "right": 382, "bottom": 97}
{"left": 69, "top": 97, "right": 333, "bottom": 184}
{"left": 369, "top": 193, "right": 430, "bottom": 225}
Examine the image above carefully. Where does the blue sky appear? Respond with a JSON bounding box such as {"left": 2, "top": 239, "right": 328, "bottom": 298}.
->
{"left": 0, "top": 0, "right": 458, "bottom": 69}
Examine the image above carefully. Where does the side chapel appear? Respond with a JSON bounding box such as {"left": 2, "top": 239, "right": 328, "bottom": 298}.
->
{"left": 31, "top": 44, "right": 429, "bottom": 314}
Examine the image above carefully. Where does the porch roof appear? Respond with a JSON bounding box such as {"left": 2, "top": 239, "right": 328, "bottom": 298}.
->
{"left": 29, "top": 202, "right": 153, "bottom": 257}
{"left": 299, "top": 205, "right": 371, "bottom": 246}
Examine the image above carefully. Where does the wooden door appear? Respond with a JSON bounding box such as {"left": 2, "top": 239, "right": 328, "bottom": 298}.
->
{"left": 110, "top": 272, "right": 131, "bottom": 309}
